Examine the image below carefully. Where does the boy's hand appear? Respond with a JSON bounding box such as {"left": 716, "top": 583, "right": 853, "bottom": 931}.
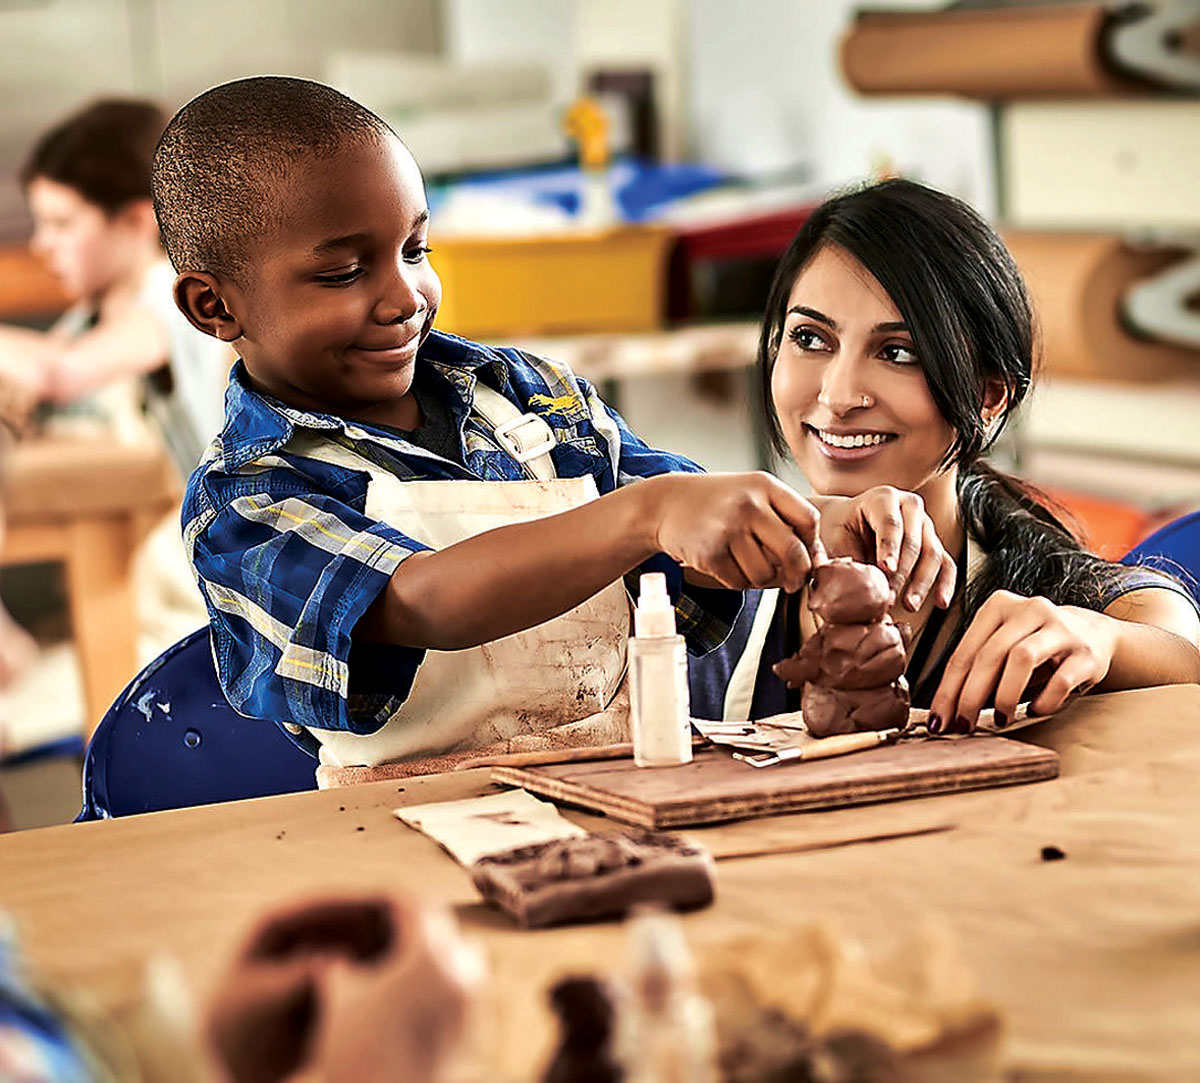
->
{"left": 817, "top": 486, "right": 956, "bottom": 612}
{"left": 648, "top": 472, "right": 826, "bottom": 594}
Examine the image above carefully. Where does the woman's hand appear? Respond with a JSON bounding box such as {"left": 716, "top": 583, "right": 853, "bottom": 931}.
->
{"left": 930, "top": 591, "right": 1117, "bottom": 733}
{"left": 650, "top": 472, "right": 826, "bottom": 595}
{"left": 816, "top": 486, "right": 957, "bottom": 612}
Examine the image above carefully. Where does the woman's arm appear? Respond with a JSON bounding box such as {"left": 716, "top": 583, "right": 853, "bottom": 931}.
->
{"left": 1096, "top": 586, "right": 1200, "bottom": 687}
{"left": 0, "top": 307, "right": 169, "bottom": 402}
{"left": 930, "top": 586, "right": 1200, "bottom": 733}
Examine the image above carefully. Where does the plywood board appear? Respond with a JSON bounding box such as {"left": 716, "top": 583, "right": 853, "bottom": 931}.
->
{"left": 493, "top": 738, "right": 1058, "bottom": 828}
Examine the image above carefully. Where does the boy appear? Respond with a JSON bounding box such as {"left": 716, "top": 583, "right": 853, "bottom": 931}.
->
{"left": 153, "top": 77, "right": 951, "bottom": 767}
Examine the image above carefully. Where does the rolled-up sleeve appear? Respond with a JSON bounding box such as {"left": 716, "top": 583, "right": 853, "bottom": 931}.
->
{"left": 187, "top": 464, "right": 431, "bottom": 734}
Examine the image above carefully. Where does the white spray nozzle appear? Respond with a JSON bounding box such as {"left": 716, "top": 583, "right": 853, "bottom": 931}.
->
{"left": 635, "top": 572, "right": 676, "bottom": 638}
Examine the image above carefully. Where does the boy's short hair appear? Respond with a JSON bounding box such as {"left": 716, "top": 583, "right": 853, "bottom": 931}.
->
{"left": 151, "top": 76, "right": 394, "bottom": 280}
{"left": 22, "top": 98, "right": 167, "bottom": 215}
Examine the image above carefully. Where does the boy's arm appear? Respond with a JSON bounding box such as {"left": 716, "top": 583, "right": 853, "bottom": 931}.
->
{"left": 188, "top": 468, "right": 432, "bottom": 734}
{"left": 362, "top": 364, "right": 954, "bottom": 655}
{"left": 356, "top": 470, "right": 821, "bottom": 649}
{"left": 192, "top": 457, "right": 821, "bottom": 732}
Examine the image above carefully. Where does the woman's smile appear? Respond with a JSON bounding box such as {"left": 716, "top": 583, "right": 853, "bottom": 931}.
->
{"left": 805, "top": 423, "right": 898, "bottom": 460}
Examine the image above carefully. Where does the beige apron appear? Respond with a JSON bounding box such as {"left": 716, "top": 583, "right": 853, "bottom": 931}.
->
{"left": 291, "top": 385, "right": 631, "bottom": 767}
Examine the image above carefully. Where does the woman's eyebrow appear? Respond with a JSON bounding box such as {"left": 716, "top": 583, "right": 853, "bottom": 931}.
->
{"left": 786, "top": 308, "right": 909, "bottom": 335}
{"left": 788, "top": 305, "right": 837, "bottom": 329}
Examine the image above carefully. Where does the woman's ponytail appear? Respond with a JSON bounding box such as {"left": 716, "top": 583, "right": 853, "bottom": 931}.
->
{"left": 956, "top": 460, "right": 1128, "bottom": 623}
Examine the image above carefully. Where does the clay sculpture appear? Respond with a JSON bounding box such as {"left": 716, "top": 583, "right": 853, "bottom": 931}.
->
{"left": 774, "top": 558, "right": 911, "bottom": 737}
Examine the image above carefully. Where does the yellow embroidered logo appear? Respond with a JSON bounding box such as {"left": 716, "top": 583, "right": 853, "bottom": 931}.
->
{"left": 527, "top": 393, "right": 581, "bottom": 417}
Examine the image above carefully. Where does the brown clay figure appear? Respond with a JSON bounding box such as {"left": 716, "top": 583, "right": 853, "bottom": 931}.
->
{"left": 774, "top": 558, "right": 911, "bottom": 737}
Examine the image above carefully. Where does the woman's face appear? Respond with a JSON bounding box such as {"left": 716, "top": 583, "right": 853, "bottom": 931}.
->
{"left": 771, "top": 244, "right": 957, "bottom": 502}
{"left": 25, "top": 177, "right": 140, "bottom": 301}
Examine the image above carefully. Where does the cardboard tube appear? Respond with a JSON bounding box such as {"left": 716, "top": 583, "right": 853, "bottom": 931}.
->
{"left": 1003, "top": 231, "right": 1200, "bottom": 382}
{"left": 841, "top": 5, "right": 1149, "bottom": 99}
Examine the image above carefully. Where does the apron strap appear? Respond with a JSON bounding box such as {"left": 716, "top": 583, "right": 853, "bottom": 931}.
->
{"left": 276, "top": 386, "right": 560, "bottom": 484}
{"left": 722, "top": 588, "right": 780, "bottom": 721}
{"left": 470, "top": 383, "right": 558, "bottom": 482}
{"left": 907, "top": 533, "right": 985, "bottom": 707}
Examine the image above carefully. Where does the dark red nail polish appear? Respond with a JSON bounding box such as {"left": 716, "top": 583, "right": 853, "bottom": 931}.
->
{"left": 928, "top": 713, "right": 942, "bottom": 733}
{"left": 994, "top": 710, "right": 1008, "bottom": 729}
{"left": 956, "top": 716, "right": 970, "bottom": 734}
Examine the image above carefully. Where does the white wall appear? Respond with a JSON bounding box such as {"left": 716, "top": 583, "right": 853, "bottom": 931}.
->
{"left": 686, "top": 0, "right": 995, "bottom": 211}
{"left": 443, "top": 0, "right": 995, "bottom": 206}
{"left": 443, "top": 0, "right": 688, "bottom": 157}
{"left": 0, "top": 0, "right": 438, "bottom": 243}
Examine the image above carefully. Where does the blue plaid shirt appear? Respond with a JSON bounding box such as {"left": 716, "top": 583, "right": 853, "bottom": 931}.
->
{"left": 183, "top": 330, "right": 740, "bottom": 738}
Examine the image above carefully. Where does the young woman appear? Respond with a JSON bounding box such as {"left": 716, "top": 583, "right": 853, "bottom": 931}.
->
{"left": 0, "top": 98, "right": 229, "bottom": 474}
{"left": 692, "top": 179, "right": 1200, "bottom": 733}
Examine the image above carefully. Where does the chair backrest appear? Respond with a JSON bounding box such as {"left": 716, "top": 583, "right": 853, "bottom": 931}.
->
{"left": 78, "top": 628, "right": 317, "bottom": 820}
{"left": 1121, "top": 509, "right": 1200, "bottom": 606}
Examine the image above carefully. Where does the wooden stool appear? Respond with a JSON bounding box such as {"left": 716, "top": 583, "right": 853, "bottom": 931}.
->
{"left": 2, "top": 438, "right": 179, "bottom": 740}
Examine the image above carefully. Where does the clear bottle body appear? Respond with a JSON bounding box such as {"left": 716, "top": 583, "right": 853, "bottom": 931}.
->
{"left": 629, "top": 634, "right": 692, "bottom": 767}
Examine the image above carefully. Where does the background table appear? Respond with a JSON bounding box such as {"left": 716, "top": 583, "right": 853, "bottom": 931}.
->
{"left": 2, "top": 686, "right": 1200, "bottom": 1079}
{"left": 2, "top": 437, "right": 179, "bottom": 736}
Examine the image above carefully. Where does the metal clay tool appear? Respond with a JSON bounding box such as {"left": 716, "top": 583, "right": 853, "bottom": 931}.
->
{"left": 733, "top": 728, "right": 901, "bottom": 768}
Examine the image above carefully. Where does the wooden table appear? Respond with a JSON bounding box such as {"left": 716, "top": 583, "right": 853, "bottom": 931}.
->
{"left": 2, "top": 437, "right": 179, "bottom": 736}
{"left": 3, "top": 686, "right": 1200, "bottom": 1079}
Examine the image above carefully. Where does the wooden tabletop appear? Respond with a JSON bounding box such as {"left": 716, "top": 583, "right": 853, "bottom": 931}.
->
{"left": 3, "top": 685, "right": 1200, "bottom": 1079}
{"left": 3, "top": 436, "right": 179, "bottom": 521}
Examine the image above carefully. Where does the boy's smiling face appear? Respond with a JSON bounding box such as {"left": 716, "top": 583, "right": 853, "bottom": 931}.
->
{"left": 208, "top": 133, "right": 441, "bottom": 428}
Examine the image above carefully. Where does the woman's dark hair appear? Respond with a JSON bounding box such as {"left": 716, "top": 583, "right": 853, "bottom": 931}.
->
{"left": 20, "top": 98, "right": 167, "bottom": 215}
{"left": 758, "top": 178, "right": 1129, "bottom": 618}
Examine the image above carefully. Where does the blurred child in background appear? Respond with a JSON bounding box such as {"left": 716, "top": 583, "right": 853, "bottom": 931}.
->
{"left": 0, "top": 98, "right": 229, "bottom": 472}
{"left": 0, "top": 100, "right": 231, "bottom": 749}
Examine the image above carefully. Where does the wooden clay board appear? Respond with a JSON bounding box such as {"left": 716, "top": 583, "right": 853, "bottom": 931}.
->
{"left": 492, "top": 738, "right": 1059, "bottom": 828}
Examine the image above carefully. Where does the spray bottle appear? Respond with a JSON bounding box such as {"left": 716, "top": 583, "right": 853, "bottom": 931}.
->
{"left": 630, "top": 572, "right": 692, "bottom": 767}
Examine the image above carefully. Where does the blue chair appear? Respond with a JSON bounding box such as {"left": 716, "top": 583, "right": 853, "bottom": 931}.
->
{"left": 78, "top": 628, "right": 317, "bottom": 820}
{"left": 1121, "top": 509, "right": 1200, "bottom": 607}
